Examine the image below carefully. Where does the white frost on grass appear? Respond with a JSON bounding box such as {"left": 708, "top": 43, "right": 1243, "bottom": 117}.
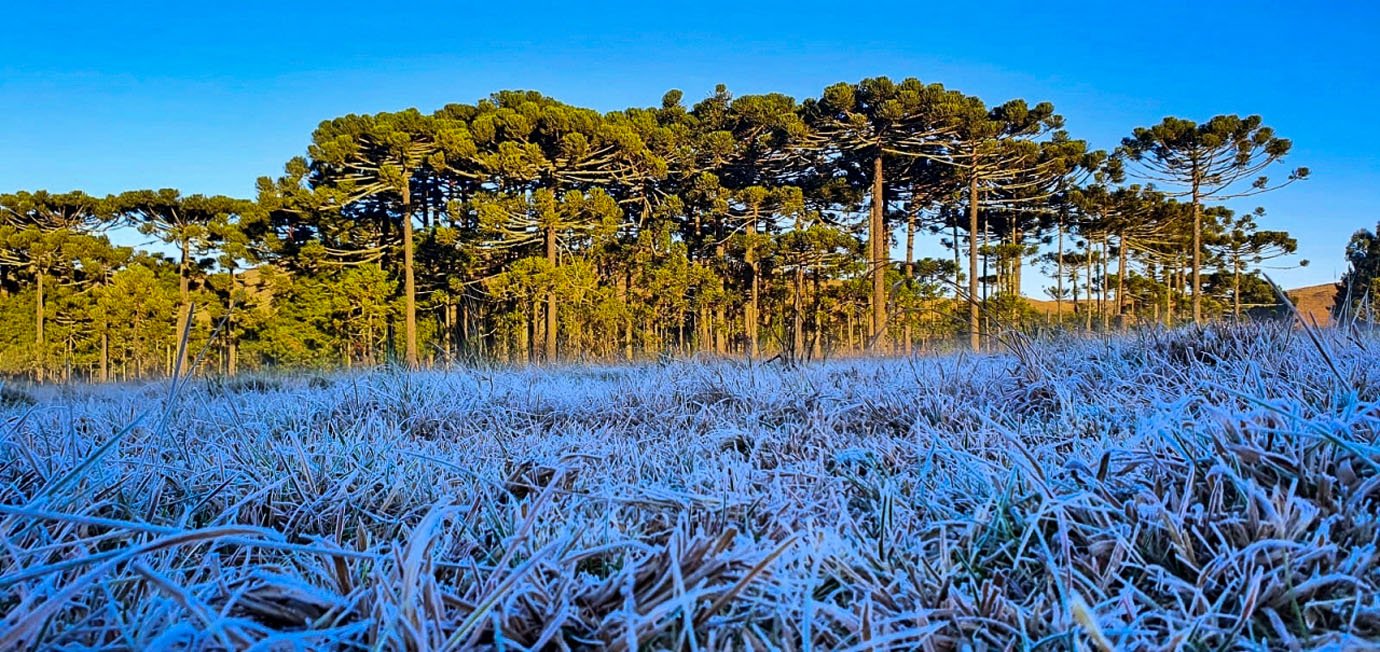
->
{"left": 2, "top": 324, "right": 1380, "bottom": 649}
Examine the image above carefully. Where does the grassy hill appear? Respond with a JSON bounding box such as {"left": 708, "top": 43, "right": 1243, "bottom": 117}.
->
{"left": 1020, "top": 283, "right": 1339, "bottom": 326}
{"left": 1288, "top": 282, "right": 1338, "bottom": 327}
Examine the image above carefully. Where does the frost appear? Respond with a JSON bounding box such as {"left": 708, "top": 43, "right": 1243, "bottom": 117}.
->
{"left": 1, "top": 324, "right": 1379, "bottom": 648}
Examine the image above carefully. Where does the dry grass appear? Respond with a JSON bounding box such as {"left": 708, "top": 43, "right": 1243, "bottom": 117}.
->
{"left": 2, "top": 323, "right": 1379, "bottom": 649}
{"left": 1288, "top": 283, "right": 1338, "bottom": 328}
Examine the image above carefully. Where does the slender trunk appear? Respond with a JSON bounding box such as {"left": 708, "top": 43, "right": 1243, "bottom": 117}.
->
{"left": 904, "top": 200, "right": 916, "bottom": 351}
{"left": 967, "top": 167, "right": 981, "bottom": 352}
{"left": 1117, "top": 231, "right": 1128, "bottom": 324}
{"left": 792, "top": 265, "right": 805, "bottom": 358}
{"left": 714, "top": 234, "right": 726, "bottom": 355}
{"left": 1191, "top": 174, "right": 1203, "bottom": 324}
{"left": 176, "top": 241, "right": 191, "bottom": 373}
{"left": 34, "top": 268, "right": 45, "bottom": 382}
{"left": 746, "top": 206, "right": 759, "bottom": 357}
{"left": 227, "top": 269, "right": 238, "bottom": 376}
{"left": 1084, "top": 253, "right": 1094, "bottom": 332}
{"left": 981, "top": 214, "right": 989, "bottom": 341}
{"left": 1234, "top": 259, "right": 1242, "bottom": 320}
{"left": 529, "top": 304, "right": 539, "bottom": 364}
{"left": 1013, "top": 226, "right": 1024, "bottom": 300}
{"left": 402, "top": 183, "right": 419, "bottom": 368}
{"left": 1165, "top": 264, "right": 1175, "bottom": 327}
{"left": 99, "top": 328, "right": 109, "bottom": 383}
{"left": 461, "top": 301, "right": 471, "bottom": 356}
{"left": 870, "top": 153, "right": 887, "bottom": 350}
{"left": 812, "top": 270, "right": 823, "bottom": 359}
{"left": 1100, "top": 234, "right": 1110, "bottom": 332}
{"left": 444, "top": 299, "right": 454, "bottom": 361}
{"left": 1056, "top": 212, "right": 1065, "bottom": 320}
{"left": 545, "top": 224, "right": 558, "bottom": 362}
{"left": 624, "top": 269, "right": 635, "bottom": 360}
{"left": 950, "top": 211, "right": 961, "bottom": 291}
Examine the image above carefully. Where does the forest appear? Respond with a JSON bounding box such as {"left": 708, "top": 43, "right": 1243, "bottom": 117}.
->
{"left": 0, "top": 78, "right": 1313, "bottom": 381}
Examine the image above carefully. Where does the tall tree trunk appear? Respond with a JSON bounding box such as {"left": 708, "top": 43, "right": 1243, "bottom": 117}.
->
{"left": 792, "top": 265, "right": 805, "bottom": 358}
{"left": 529, "top": 304, "right": 539, "bottom": 364}
{"left": 176, "top": 241, "right": 191, "bottom": 374}
{"left": 545, "top": 224, "right": 558, "bottom": 362}
{"left": 443, "top": 299, "right": 454, "bottom": 361}
{"left": 1084, "top": 253, "right": 1094, "bottom": 332}
{"left": 1234, "top": 260, "right": 1242, "bottom": 320}
{"left": 812, "top": 270, "right": 824, "bottom": 360}
{"left": 967, "top": 168, "right": 981, "bottom": 352}
{"left": 401, "top": 184, "right": 419, "bottom": 368}
{"left": 34, "top": 268, "right": 44, "bottom": 382}
{"left": 1013, "top": 226, "right": 1024, "bottom": 300}
{"left": 227, "top": 269, "right": 239, "bottom": 377}
{"left": 1117, "top": 231, "right": 1128, "bottom": 325}
{"left": 1165, "top": 264, "right": 1175, "bottom": 327}
{"left": 714, "top": 235, "right": 727, "bottom": 355}
{"left": 746, "top": 206, "right": 759, "bottom": 358}
{"left": 904, "top": 200, "right": 916, "bottom": 351}
{"left": 870, "top": 153, "right": 887, "bottom": 350}
{"left": 1100, "top": 234, "right": 1110, "bottom": 332}
{"left": 1191, "top": 172, "right": 1203, "bottom": 324}
{"left": 1056, "top": 212, "right": 1065, "bottom": 321}
{"left": 99, "top": 327, "right": 109, "bottom": 383}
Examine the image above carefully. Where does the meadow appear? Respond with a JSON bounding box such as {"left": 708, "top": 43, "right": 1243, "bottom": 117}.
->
{"left": 1, "top": 324, "right": 1378, "bottom": 650}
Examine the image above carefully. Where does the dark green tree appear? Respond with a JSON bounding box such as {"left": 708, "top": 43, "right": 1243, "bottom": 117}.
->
{"left": 1120, "top": 115, "right": 1307, "bottom": 323}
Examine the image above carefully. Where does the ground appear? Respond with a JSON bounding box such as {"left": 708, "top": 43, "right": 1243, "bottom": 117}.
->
{"left": 1, "top": 324, "right": 1378, "bottom": 649}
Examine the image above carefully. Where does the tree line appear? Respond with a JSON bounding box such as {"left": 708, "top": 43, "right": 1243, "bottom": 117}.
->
{"left": 0, "top": 78, "right": 1310, "bottom": 381}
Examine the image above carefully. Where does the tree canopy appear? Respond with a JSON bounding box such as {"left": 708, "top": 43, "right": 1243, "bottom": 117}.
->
{"left": 0, "top": 79, "right": 1314, "bottom": 381}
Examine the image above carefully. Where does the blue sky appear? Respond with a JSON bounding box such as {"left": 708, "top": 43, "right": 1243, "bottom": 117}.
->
{"left": 2, "top": 1, "right": 1376, "bottom": 289}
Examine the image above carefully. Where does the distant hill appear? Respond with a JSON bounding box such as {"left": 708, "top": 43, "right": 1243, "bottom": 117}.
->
{"left": 1019, "top": 283, "right": 1339, "bottom": 326}
{"left": 1287, "top": 283, "right": 1337, "bottom": 327}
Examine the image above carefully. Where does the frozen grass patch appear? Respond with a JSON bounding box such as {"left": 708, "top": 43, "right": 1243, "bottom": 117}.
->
{"left": 2, "top": 324, "right": 1379, "bottom": 649}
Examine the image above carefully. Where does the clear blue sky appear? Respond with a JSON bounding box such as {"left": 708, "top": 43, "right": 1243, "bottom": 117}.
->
{"left": 2, "top": 1, "right": 1376, "bottom": 289}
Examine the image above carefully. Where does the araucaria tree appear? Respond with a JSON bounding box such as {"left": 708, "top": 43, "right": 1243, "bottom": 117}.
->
{"left": 0, "top": 82, "right": 1316, "bottom": 380}
{"left": 801, "top": 77, "right": 970, "bottom": 350}
{"left": 1119, "top": 115, "right": 1307, "bottom": 323}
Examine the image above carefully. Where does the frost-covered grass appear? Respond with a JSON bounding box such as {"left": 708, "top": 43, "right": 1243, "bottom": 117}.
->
{"left": 3, "top": 324, "right": 1380, "bottom": 649}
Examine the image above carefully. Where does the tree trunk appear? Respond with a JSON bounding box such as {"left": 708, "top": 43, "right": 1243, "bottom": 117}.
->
{"left": 99, "top": 328, "right": 109, "bottom": 384}
{"left": 904, "top": 200, "right": 916, "bottom": 351}
{"left": 1014, "top": 226, "right": 1024, "bottom": 300}
{"left": 714, "top": 235, "right": 727, "bottom": 355}
{"left": 967, "top": 168, "right": 981, "bottom": 352}
{"left": 812, "top": 270, "right": 823, "bottom": 360}
{"left": 1117, "top": 231, "right": 1128, "bottom": 324}
{"left": 227, "top": 269, "right": 239, "bottom": 377}
{"left": 545, "top": 224, "right": 558, "bottom": 362}
{"left": 746, "top": 206, "right": 759, "bottom": 358}
{"left": 1084, "top": 254, "right": 1094, "bottom": 332}
{"left": 792, "top": 265, "right": 805, "bottom": 358}
{"left": 1234, "top": 260, "right": 1242, "bottom": 320}
{"left": 175, "top": 241, "right": 191, "bottom": 374}
{"left": 870, "top": 153, "right": 887, "bottom": 350}
{"left": 34, "top": 269, "right": 44, "bottom": 382}
{"left": 1100, "top": 234, "right": 1110, "bottom": 332}
{"left": 401, "top": 183, "right": 419, "bottom": 368}
{"left": 1165, "top": 264, "right": 1175, "bottom": 327}
{"left": 1056, "top": 212, "right": 1065, "bottom": 321}
{"left": 1191, "top": 174, "right": 1203, "bottom": 324}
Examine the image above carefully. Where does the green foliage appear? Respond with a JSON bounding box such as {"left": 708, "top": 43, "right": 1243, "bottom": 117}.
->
{"left": 0, "top": 82, "right": 1314, "bottom": 380}
{"left": 1335, "top": 224, "right": 1380, "bottom": 321}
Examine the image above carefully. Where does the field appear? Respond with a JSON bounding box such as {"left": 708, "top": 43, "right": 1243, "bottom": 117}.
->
{"left": 2, "top": 324, "right": 1379, "bottom": 649}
